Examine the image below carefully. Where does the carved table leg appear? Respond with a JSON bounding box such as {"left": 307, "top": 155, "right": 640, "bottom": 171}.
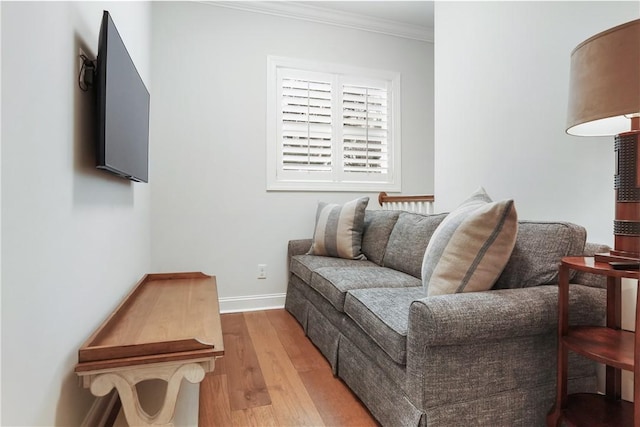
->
{"left": 84, "top": 361, "right": 212, "bottom": 426}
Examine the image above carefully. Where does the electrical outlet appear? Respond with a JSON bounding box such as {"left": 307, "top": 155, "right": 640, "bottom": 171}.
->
{"left": 258, "top": 264, "right": 267, "bottom": 279}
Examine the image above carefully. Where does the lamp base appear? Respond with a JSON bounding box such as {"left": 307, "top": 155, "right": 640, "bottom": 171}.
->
{"left": 594, "top": 251, "right": 640, "bottom": 264}
{"left": 611, "top": 129, "right": 640, "bottom": 263}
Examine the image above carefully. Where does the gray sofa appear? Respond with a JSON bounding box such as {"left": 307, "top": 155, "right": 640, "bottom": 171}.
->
{"left": 284, "top": 209, "right": 607, "bottom": 426}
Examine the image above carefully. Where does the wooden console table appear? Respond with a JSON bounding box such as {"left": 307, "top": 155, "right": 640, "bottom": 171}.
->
{"left": 547, "top": 257, "right": 639, "bottom": 426}
{"left": 75, "top": 272, "right": 224, "bottom": 426}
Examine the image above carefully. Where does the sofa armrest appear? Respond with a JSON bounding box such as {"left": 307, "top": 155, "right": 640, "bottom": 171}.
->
{"left": 405, "top": 284, "right": 605, "bottom": 410}
{"left": 288, "top": 239, "right": 312, "bottom": 257}
{"left": 287, "top": 239, "right": 312, "bottom": 270}
{"left": 407, "top": 284, "right": 604, "bottom": 347}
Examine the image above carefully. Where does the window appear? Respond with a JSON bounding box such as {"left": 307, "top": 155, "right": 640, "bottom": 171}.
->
{"left": 267, "top": 57, "right": 401, "bottom": 191}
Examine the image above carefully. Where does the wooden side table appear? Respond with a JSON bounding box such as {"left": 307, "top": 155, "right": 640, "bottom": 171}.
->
{"left": 75, "top": 272, "right": 224, "bottom": 427}
{"left": 547, "top": 257, "right": 640, "bottom": 426}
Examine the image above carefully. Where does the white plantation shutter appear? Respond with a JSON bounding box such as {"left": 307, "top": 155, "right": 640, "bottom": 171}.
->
{"left": 267, "top": 57, "right": 401, "bottom": 191}
{"left": 342, "top": 84, "right": 389, "bottom": 175}
{"left": 281, "top": 78, "right": 332, "bottom": 172}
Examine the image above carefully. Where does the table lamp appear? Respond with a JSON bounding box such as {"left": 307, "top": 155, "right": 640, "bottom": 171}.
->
{"left": 566, "top": 18, "right": 640, "bottom": 264}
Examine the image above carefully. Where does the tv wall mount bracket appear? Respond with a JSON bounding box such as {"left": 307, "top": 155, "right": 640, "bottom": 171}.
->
{"left": 79, "top": 54, "right": 97, "bottom": 92}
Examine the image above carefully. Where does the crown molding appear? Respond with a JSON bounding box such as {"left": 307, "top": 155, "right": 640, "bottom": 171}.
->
{"left": 200, "top": 1, "right": 434, "bottom": 42}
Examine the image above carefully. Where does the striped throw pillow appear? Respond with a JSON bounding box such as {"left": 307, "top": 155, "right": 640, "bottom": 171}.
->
{"left": 421, "top": 188, "right": 518, "bottom": 296}
{"left": 309, "top": 197, "right": 369, "bottom": 260}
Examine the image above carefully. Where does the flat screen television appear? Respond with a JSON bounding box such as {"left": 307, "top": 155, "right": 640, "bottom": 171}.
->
{"left": 96, "top": 10, "right": 150, "bottom": 183}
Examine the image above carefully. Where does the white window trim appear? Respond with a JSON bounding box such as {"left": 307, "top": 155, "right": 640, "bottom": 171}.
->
{"left": 266, "top": 56, "right": 401, "bottom": 192}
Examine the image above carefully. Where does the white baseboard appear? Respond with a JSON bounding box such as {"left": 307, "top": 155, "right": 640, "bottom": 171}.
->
{"left": 218, "top": 292, "right": 286, "bottom": 313}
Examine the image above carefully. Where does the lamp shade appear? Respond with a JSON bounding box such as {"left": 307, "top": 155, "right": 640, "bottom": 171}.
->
{"left": 566, "top": 19, "right": 640, "bottom": 136}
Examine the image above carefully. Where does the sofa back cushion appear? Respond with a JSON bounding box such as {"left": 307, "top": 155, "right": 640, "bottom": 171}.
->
{"left": 361, "top": 210, "right": 401, "bottom": 265}
{"left": 493, "top": 220, "right": 586, "bottom": 289}
{"left": 383, "top": 212, "right": 448, "bottom": 278}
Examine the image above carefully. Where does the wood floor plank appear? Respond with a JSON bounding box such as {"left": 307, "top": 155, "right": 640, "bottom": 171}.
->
{"left": 198, "top": 373, "right": 232, "bottom": 427}
{"left": 200, "top": 309, "right": 378, "bottom": 427}
{"left": 221, "top": 313, "right": 271, "bottom": 411}
{"left": 266, "top": 309, "right": 326, "bottom": 373}
{"left": 212, "top": 353, "right": 226, "bottom": 376}
{"left": 230, "top": 405, "right": 280, "bottom": 427}
{"left": 268, "top": 310, "right": 379, "bottom": 426}
{"left": 299, "top": 368, "right": 380, "bottom": 427}
{"left": 243, "top": 311, "right": 326, "bottom": 427}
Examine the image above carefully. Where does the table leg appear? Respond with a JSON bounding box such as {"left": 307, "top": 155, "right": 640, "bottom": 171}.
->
{"left": 606, "top": 277, "right": 622, "bottom": 400}
{"left": 86, "top": 361, "right": 211, "bottom": 426}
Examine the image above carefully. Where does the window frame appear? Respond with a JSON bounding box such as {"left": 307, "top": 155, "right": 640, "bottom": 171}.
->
{"left": 266, "top": 56, "right": 401, "bottom": 192}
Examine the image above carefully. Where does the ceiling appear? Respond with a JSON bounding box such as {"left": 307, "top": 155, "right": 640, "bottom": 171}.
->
{"left": 207, "top": 1, "right": 435, "bottom": 41}
{"left": 301, "top": 1, "right": 434, "bottom": 29}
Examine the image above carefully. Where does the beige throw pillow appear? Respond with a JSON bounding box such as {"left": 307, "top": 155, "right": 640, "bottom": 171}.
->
{"left": 421, "top": 188, "right": 518, "bottom": 296}
{"left": 309, "top": 197, "right": 369, "bottom": 260}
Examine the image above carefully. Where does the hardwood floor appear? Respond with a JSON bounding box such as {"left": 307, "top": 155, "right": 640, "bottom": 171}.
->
{"left": 199, "top": 309, "right": 380, "bottom": 427}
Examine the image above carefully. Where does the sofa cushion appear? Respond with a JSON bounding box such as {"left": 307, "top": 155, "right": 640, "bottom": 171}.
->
{"left": 421, "top": 188, "right": 518, "bottom": 296}
{"left": 290, "top": 254, "right": 378, "bottom": 284}
{"left": 361, "top": 210, "right": 401, "bottom": 265}
{"left": 383, "top": 212, "right": 448, "bottom": 278}
{"left": 309, "top": 197, "right": 369, "bottom": 260}
{"left": 311, "top": 266, "right": 421, "bottom": 312}
{"left": 494, "top": 221, "right": 587, "bottom": 289}
{"left": 344, "top": 287, "right": 428, "bottom": 365}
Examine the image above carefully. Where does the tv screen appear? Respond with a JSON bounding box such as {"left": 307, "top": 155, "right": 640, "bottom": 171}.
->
{"left": 96, "top": 10, "right": 150, "bottom": 183}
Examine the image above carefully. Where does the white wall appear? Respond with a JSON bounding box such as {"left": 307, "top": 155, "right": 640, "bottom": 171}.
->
{"left": 1, "top": 2, "right": 152, "bottom": 425}
{"left": 0, "top": 2, "right": 4, "bottom": 423}
{"left": 150, "top": 2, "right": 434, "bottom": 308}
{"left": 434, "top": 1, "right": 639, "bottom": 246}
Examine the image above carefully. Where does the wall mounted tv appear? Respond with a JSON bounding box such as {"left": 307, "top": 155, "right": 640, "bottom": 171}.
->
{"left": 96, "top": 10, "right": 150, "bottom": 183}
